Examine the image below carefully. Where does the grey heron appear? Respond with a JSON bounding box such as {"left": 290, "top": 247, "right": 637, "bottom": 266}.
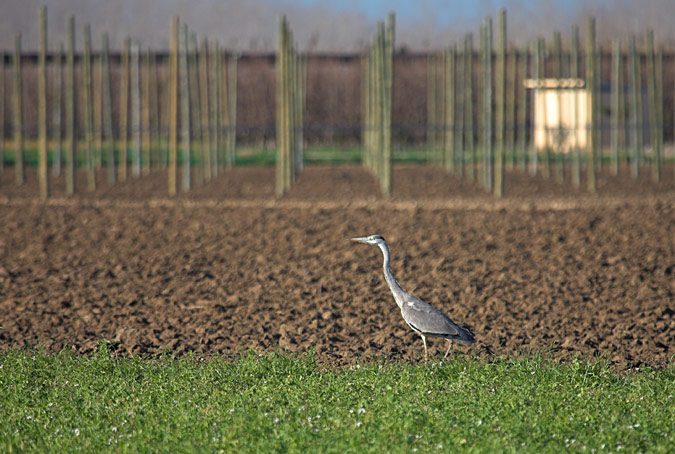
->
{"left": 349, "top": 234, "right": 474, "bottom": 360}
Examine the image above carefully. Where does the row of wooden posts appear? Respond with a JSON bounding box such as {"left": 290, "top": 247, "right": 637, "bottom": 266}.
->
{"left": 275, "top": 15, "right": 306, "bottom": 197}
{"left": 424, "top": 13, "right": 669, "bottom": 195}
{"left": 0, "top": 7, "right": 238, "bottom": 199}
{"left": 362, "top": 13, "right": 395, "bottom": 196}
{"left": 1, "top": 8, "right": 672, "bottom": 199}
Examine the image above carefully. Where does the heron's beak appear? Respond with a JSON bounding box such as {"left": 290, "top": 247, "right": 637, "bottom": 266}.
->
{"left": 348, "top": 237, "right": 369, "bottom": 244}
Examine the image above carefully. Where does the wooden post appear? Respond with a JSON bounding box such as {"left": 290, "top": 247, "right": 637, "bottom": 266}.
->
{"left": 149, "top": 52, "right": 160, "bottom": 169}
{"left": 482, "top": 18, "right": 493, "bottom": 193}
{"left": 130, "top": 42, "right": 141, "bottom": 178}
{"left": 101, "top": 33, "right": 115, "bottom": 184}
{"left": 610, "top": 40, "right": 621, "bottom": 177}
{"left": 13, "top": 33, "right": 24, "bottom": 185}
{"left": 285, "top": 32, "right": 294, "bottom": 191}
{"left": 538, "top": 38, "right": 549, "bottom": 179}
{"left": 227, "top": 54, "right": 238, "bottom": 168}
{"left": 53, "top": 44, "right": 63, "bottom": 177}
{"left": 213, "top": 44, "right": 221, "bottom": 174}
{"left": 382, "top": 12, "right": 394, "bottom": 196}
{"left": 179, "top": 24, "right": 191, "bottom": 191}
{"left": 142, "top": 49, "right": 152, "bottom": 176}
{"left": 464, "top": 34, "right": 474, "bottom": 181}
{"left": 118, "top": 38, "right": 130, "bottom": 182}
{"left": 361, "top": 54, "right": 369, "bottom": 170}
{"left": 275, "top": 16, "right": 304, "bottom": 196}
{"left": 594, "top": 42, "right": 603, "bottom": 173}
{"left": 93, "top": 41, "right": 102, "bottom": 169}
{"left": 83, "top": 24, "right": 95, "bottom": 191}
{"left": 292, "top": 50, "right": 301, "bottom": 176}
{"left": 655, "top": 46, "right": 663, "bottom": 181}
{"left": 506, "top": 47, "right": 516, "bottom": 169}
{"left": 517, "top": 46, "right": 528, "bottom": 172}
{"left": 570, "top": 26, "right": 581, "bottom": 187}
{"left": 199, "top": 39, "right": 211, "bottom": 181}
{"left": 372, "top": 31, "right": 381, "bottom": 182}
{"left": 292, "top": 54, "right": 302, "bottom": 175}
{"left": 444, "top": 45, "right": 455, "bottom": 173}
{"left": 0, "top": 51, "right": 4, "bottom": 175}
{"left": 276, "top": 15, "right": 286, "bottom": 197}
{"left": 529, "top": 41, "right": 538, "bottom": 176}
{"left": 168, "top": 17, "right": 179, "bottom": 195}
{"left": 38, "top": 6, "right": 49, "bottom": 199}
{"left": 645, "top": 31, "right": 660, "bottom": 182}
{"left": 494, "top": 9, "right": 506, "bottom": 197}
{"left": 628, "top": 36, "right": 639, "bottom": 178}
{"left": 635, "top": 40, "right": 644, "bottom": 169}
{"left": 188, "top": 34, "right": 201, "bottom": 184}
{"left": 374, "top": 24, "right": 384, "bottom": 188}
{"left": 585, "top": 17, "right": 596, "bottom": 192}
{"left": 456, "top": 43, "right": 465, "bottom": 176}
{"left": 553, "top": 31, "right": 564, "bottom": 183}
{"left": 427, "top": 54, "right": 437, "bottom": 161}
{"left": 65, "top": 17, "right": 76, "bottom": 194}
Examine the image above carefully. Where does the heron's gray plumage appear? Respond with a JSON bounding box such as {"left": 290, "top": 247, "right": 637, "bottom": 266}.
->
{"left": 350, "top": 234, "right": 474, "bottom": 359}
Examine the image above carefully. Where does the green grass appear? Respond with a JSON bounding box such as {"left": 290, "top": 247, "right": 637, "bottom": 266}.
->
{"left": 4, "top": 143, "right": 674, "bottom": 169}
{"left": 1, "top": 348, "right": 673, "bottom": 453}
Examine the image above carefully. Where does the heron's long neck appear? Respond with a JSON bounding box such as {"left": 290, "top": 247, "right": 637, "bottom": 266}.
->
{"left": 378, "top": 242, "right": 406, "bottom": 309}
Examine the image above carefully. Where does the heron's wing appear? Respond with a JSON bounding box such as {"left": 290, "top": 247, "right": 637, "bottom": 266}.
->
{"left": 401, "top": 293, "right": 474, "bottom": 343}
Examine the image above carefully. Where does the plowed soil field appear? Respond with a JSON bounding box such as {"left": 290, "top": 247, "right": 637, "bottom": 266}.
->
{"left": 1, "top": 165, "right": 674, "bottom": 368}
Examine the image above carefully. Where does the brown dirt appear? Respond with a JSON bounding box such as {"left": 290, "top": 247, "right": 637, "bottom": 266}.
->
{"left": 0, "top": 164, "right": 674, "bottom": 368}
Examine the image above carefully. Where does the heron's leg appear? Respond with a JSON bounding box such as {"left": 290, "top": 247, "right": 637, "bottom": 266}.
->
{"left": 443, "top": 339, "right": 453, "bottom": 360}
{"left": 421, "top": 335, "right": 428, "bottom": 361}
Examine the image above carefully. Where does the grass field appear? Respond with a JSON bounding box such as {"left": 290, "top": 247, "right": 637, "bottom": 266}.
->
{"left": 1, "top": 348, "right": 673, "bottom": 453}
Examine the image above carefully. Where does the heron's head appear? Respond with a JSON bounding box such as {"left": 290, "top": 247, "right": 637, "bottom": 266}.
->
{"left": 348, "top": 234, "right": 386, "bottom": 246}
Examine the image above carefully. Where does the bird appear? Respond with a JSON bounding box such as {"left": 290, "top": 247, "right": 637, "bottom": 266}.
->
{"left": 349, "top": 234, "right": 474, "bottom": 360}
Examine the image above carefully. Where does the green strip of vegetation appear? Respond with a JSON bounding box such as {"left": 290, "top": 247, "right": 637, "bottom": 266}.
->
{"left": 2, "top": 144, "right": 673, "bottom": 167}
{"left": 1, "top": 348, "right": 673, "bottom": 453}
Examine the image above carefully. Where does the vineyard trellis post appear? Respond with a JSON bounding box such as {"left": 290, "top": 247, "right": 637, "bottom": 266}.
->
{"left": 199, "top": 38, "right": 212, "bottom": 182}
{"left": 276, "top": 15, "right": 305, "bottom": 196}
{"left": 83, "top": 24, "right": 95, "bottom": 191}
{"left": 0, "top": 51, "right": 4, "bottom": 176}
{"left": 443, "top": 45, "right": 455, "bottom": 173}
{"left": 506, "top": 45, "right": 516, "bottom": 170}
{"left": 517, "top": 45, "right": 528, "bottom": 173}
{"left": 570, "top": 26, "right": 581, "bottom": 187}
{"left": 464, "top": 34, "right": 474, "bottom": 181}
{"left": 179, "top": 23, "right": 191, "bottom": 192}
{"left": 213, "top": 43, "right": 221, "bottom": 174}
{"left": 119, "top": 38, "right": 130, "bottom": 182}
{"left": 13, "top": 32, "right": 24, "bottom": 185}
{"left": 628, "top": 35, "right": 639, "bottom": 179}
{"left": 65, "top": 16, "right": 75, "bottom": 194}
{"left": 361, "top": 14, "right": 394, "bottom": 196}
{"left": 646, "top": 30, "right": 661, "bottom": 183}
{"left": 610, "top": 40, "right": 621, "bottom": 177}
{"left": 142, "top": 48, "right": 153, "bottom": 177}
{"left": 528, "top": 40, "right": 538, "bottom": 177}
{"left": 482, "top": 17, "right": 493, "bottom": 193}
{"left": 53, "top": 44, "right": 63, "bottom": 178}
{"left": 427, "top": 54, "right": 437, "bottom": 161}
{"left": 102, "top": 33, "right": 115, "bottom": 184}
{"left": 168, "top": 16, "right": 179, "bottom": 195}
{"left": 227, "top": 53, "right": 238, "bottom": 168}
{"left": 585, "top": 17, "right": 596, "bottom": 192}
{"left": 38, "top": 6, "right": 49, "bottom": 199}
{"left": 130, "top": 41, "right": 141, "bottom": 179}
{"left": 188, "top": 33, "right": 201, "bottom": 184}
{"left": 553, "top": 31, "right": 564, "bottom": 183}
{"left": 494, "top": 9, "right": 506, "bottom": 197}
